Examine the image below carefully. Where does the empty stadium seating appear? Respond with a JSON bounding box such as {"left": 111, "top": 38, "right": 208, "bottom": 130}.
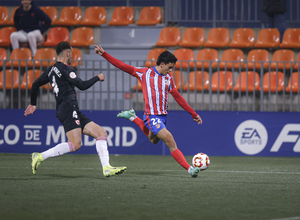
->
{"left": 136, "top": 6, "right": 162, "bottom": 26}
{"left": 56, "top": 6, "right": 82, "bottom": 26}
{"left": 80, "top": 6, "right": 106, "bottom": 26}
{"left": 204, "top": 28, "right": 230, "bottom": 48}
{"left": 108, "top": 6, "right": 134, "bottom": 26}
{"left": 179, "top": 27, "right": 205, "bottom": 48}
{"left": 0, "top": 6, "right": 9, "bottom": 26}
{"left": 211, "top": 71, "right": 233, "bottom": 92}
{"left": 156, "top": 27, "right": 181, "bottom": 47}
{"left": 234, "top": 71, "right": 261, "bottom": 92}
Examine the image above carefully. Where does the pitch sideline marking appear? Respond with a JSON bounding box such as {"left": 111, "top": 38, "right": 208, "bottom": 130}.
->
{"left": 1, "top": 167, "right": 300, "bottom": 175}
{"left": 270, "top": 217, "right": 300, "bottom": 220}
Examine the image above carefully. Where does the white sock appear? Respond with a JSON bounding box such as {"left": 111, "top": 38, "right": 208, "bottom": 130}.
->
{"left": 42, "top": 142, "right": 75, "bottom": 160}
{"left": 96, "top": 137, "right": 110, "bottom": 168}
{"left": 129, "top": 116, "right": 137, "bottom": 121}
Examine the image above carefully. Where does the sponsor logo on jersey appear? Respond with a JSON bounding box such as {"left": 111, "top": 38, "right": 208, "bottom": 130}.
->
{"left": 72, "top": 111, "right": 78, "bottom": 119}
{"left": 75, "top": 120, "right": 80, "bottom": 125}
{"left": 165, "top": 77, "right": 170, "bottom": 86}
{"left": 69, "top": 72, "right": 76, "bottom": 79}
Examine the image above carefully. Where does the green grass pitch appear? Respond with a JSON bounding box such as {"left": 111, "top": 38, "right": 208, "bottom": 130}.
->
{"left": 0, "top": 153, "right": 299, "bottom": 220}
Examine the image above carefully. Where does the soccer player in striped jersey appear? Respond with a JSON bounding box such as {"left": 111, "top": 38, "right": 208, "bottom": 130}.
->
{"left": 94, "top": 45, "right": 202, "bottom": 178}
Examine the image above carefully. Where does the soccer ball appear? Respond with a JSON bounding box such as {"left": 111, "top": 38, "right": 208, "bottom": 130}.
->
{"left": 192, "top": 153, "right": 210, "bottom": 171}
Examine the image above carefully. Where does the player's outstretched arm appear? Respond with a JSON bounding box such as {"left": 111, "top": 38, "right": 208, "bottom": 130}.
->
{"left": 24, "top": 105, "right": 36, "bottom": 116}
{"left": 170, "top": 89, "right": 202, "bottom": 124}
{"left": 93, "top": 44, "right": 135, "bottom": 75}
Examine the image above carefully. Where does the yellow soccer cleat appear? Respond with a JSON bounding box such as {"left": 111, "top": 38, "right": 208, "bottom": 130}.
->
{"left": 31, "top": 152, "right": 44, "bottom": 175}
{"left": 103, "top": 165, "right": 127, "bottom": 177}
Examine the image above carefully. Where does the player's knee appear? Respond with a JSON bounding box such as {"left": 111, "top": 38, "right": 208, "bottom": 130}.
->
{"left": 165, "top": 134, "right": 175, "bottom": 146}
{"left": 150, "top": 138, "right": 160, "bottom": 144}
{"left": 73, "top": 140, "right": 82, "bottom": 151}
{"left": 99, "top": 127, "right": 107, "bottom": 137}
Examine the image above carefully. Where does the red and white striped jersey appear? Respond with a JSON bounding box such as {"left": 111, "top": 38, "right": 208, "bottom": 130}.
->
{"left": 101, "top": 51, "right": 198, "bottom": 118}
{"left": 131, "top": 67, "right": 176, "bottom": 115}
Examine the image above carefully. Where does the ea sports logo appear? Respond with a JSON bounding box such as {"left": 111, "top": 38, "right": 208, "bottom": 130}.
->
{"left": 235, "top": 120, "right": 268, "bottom": 155}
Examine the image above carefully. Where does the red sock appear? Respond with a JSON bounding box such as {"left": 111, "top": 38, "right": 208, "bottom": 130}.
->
{"left": 133, "top": 117, "right": 149, "bottom": 137}
{"left": 171, "top": 149, "right": 190, "bottom": 170}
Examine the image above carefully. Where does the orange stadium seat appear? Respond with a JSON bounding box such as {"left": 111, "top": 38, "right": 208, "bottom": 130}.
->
{"left": 204, "top": 28, "right": 230, "bottom": 48}
{"left": 29, "top": 48, "right": 56, "bottom": 68}
{"left": 40, "top": 6, "right": 58, "bottom": 26}
{"left": 196, "top": 48, "right": 219, "bottom": 69}
{"left": 270, "top": 49, "right": 295, "bottom": 70}
{"left": 80, "top": 6, "right": 106, "bottom": 26}
{"left": 183, "top": 71, "right": 209, "bottom": 91}
{"left": 0, "top": 27, "right": 16, "bottom": 47}
{"left": 155, "top": 27, "right": 181, "bottom": 47}
{"left": 56, "top": 6, "right": 82, "bottom": 26}
{"left": 244, "top": 49, "right": 270, "bottom": 70}
{"left": 70, "top": 27, "right": 94, "bottom": 47}
{"left": 285, "top": 72, "right": 299, "bottom": 93}
{"left": 293, "top": 52, "right": 300, "bottom": 70}
{"left": 219, "top": 49, "right": 244, "bottom": 70}
{"left": 0, "top": 48, "right": 7, "bottom": 67}
{"left": 263, "top": 71, "right": 285, "bottom": 92}
{"left": 234, "top": 71, "right": 261, "bottom": 92}
{"left": 179, "top": 27, "right": 205, "bottom": 48}
{"left": 6, "top": 48, "right": 32, "bottom": 68}
{"left": 136, "top": 6, "right": 161, "bottom": 26}
{"left": 254, "top": 28, "right": 280, "bottom": 48}
{"left": 20, "top": 70, "right": 41, "bottom": 90}
{"left": 108, "top": 6, "right": 134, "bottom": 26}
{"left": 6, "top": 7, "right": 17, "bottom": 26}
{"left": 43, "top": 27, "right": 69, "bottom": 47}
{"left": 229, "top": 28, "right": 255, "bottom": 48}
{"left": 145, "top": 48, "right": 167, "bottom": 67}
{"left": 0, "top": 69, "right": 20, "bottom": 90}
{"left": 173, "top": 48, "right": 195, "bottom": 69}
{"left": 0, "top": 6, "right": 9, "bottom": 26}
{"left": 280, "top": 29, "right": 300, "bottom": 48}
{"left": 71, "top": 48, "right": 82, "bottom": 68}
{"left": 170, "top": 71, "right": 185, "bottom": 90}
{"left": 211, "top": 71, "right": 233, "bottom": 92}
{"left": 132, "top": 80, "right": 142, "bottom": 91}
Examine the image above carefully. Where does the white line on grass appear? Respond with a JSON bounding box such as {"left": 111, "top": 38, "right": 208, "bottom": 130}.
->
{"left": 1, "top": 167, "right": 300, "bottom": 175}
{"left": 270, "top": 217, "right": 300, "bottom": 220}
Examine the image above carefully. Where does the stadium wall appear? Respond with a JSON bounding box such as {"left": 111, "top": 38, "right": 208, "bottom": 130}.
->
{"left": 0, "top": 109, "right": 299, "bottom": 157}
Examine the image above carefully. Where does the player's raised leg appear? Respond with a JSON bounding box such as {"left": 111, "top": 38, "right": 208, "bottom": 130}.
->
{"left": 117, "top": 109, "right": 149, "bottom": 137}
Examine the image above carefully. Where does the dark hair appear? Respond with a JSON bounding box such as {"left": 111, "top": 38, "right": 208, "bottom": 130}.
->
{"left": 55, "top": 41, "right": 72, "bottom": 56}
{"left": 157, "top": 50, "right": 177, "bottom": 66}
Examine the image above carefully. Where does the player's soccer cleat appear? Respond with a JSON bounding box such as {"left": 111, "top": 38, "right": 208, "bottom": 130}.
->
{"left": 117, "top": 109, "right": 136, "bottom": 120}
{"left": 189, "top": 166, "right": 200, "bottom": 178}
{"left": 31, "top": 152, "right": 44, "bottom": 175}
{"left": 103, "top": 165, "right": 127, "bottom": 177}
